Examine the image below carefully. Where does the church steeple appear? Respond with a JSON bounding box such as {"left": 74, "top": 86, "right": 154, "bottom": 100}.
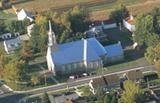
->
{"left": 48, "top": 20, "right": 58, "bottom": 53}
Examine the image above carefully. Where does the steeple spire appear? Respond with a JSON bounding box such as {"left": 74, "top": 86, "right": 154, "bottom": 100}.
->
{"left": 48, "top": 20, "right": 57, "bottom": 46}
{"left": 47, "top": 20, "right": 58, "bottom": 52}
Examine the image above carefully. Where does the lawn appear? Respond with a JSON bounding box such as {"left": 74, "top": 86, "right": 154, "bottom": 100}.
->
{"left": 0, "top": 10, "right": 16, "bottom": 20}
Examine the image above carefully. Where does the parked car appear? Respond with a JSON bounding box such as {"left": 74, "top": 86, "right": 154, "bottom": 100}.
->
{"left": 82, "top": 73, "right": 89, "bottom": 77}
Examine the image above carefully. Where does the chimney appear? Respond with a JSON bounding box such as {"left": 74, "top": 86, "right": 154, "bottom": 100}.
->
{"left": 83, "top": 39, "right": 87, "bottom": 67}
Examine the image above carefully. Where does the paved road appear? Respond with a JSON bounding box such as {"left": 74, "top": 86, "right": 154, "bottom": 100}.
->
{"left": 0, "top": 65, "right": 156, "bottom": 103}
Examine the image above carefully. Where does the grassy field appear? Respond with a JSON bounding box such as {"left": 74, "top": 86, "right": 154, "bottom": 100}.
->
{"left": 90, "top": 0, "right": 160, "bottom": 20}
{"left": 11, "top": 0, "right": 160, "bottom": 21}
{"left": 12, "top": 0, "right": 113, "bottom": 12}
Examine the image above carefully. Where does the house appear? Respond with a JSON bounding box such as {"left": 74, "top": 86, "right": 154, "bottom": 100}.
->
{"left": 46, "top": 21, "right": 124, "bottom": 75}
{"left": 16, "top": 9, "right": 34, "bottom": 22}
{"left": 92, "top": 20, "right": 117, "bottom": 30}
{"left": 85, "top": 20, "right": 117, "bottom": 38}
{"left": 101, "top": 20, "right": 117, "bottom": 29}
{"left": 49, "top": 93, "right": 79, "bottom": 103}
{"left": 3, "top": 34, "right": 30, "bottom": 54}
{"left": 126, "top": 70, "right": 143, "bottom": 82}
{"left": 89, "top": 74, "right": 119, "bottom": 94}
{"left": 123, "top": 15, "right": 136, "bottom": 32}
{"left": 3, "top": 37, "right": 21, "bottom": 54}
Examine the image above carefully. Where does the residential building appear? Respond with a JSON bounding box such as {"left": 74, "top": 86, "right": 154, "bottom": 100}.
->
{"left": 16, "top": 9, "right": 34, "bottom": 22}
{"left": 123, "top": 15, "right": 136, "bottom": 32}
{"left": 3, "top": 37, "right": 21, "bottom": 54}
{"left": 3, "top": 34, "right": 30, "bottom": 54}
{"left": 92, "top": 20, "right": 117, "bottom": 30}
{"left": 49, "top": 93, "right": 79, "bottom": 103}
{"left": 89, "top": 74, "right": 119, "bottom": 94}
{"left": 89, "top": 70, "right": 143, "bottom": 94}
{"left": 126, "top": 70, "right": 143, "bottom": 82}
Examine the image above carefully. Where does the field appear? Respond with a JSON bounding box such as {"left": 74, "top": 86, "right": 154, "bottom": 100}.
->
{"left": 90, "top": 0, "right": 160, "bottom": 20}
{"left": 12, "top": 0, "right": 115, "bottom": 12}
{"left": 11, "top": 0, "right": 160, "bottom": 21}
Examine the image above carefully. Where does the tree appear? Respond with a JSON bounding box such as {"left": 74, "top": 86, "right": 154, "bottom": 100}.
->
{"left": 155, "top": 60, "right": 160, "bottom": 72}
{"left": 103, "top": 95, "right": 110, "bottom": 103}
{"left": 19, "top": 41, "right": 33, "bottom": 61}
{"left": 120, "top": 80, "right": 141, "bottom": 103}
{"left": 96, "top": 86, "right": 105, "bottom": 103}
{"left": 30, "top": 25, "right": 41, "bottom": 52}
{"left": 0, "top": 48, "right": 7, "bottom": 78}
{"left": 5, "top": 20, "right": 16, "bottom": 33}
{"left": 59, "top": 29, "right": 71, "bottom": 43}
{"left": 41, "top": 93, "right": 51, "bottom": 103}
{"left": 145, "top": 43, "right": 160, "bottom": 64}
{"left": 146, "top": 33, "right": 160, "bottom": 47}
{"left": 3, "top": 58, "right": 28, "bottom": 83}
{"left": 109, "top": 4, "right": 129, "bottom": 25}
{"left": 35, "top": 15, "right": 48, "bottom": 26}
{"left": 0, "top": 20, "right": 5, "bottom": 35}
{"left": 151, "top": 7, "right": 160, "bottom": 33}
{"left": 5, "top": 20, "right": 27, "bottom": 34}
{"left": 134, "top": 14, "right": 154, "bottom": 46}
{"left": 69, "top": 6, "right": 89, "bottom": 33}
{"left": 31, "top": 74, "right": 41, "bottom": 86}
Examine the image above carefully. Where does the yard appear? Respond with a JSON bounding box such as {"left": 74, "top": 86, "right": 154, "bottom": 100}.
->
{"left": 0, "top": 10, "right": 16, "bottom": 20}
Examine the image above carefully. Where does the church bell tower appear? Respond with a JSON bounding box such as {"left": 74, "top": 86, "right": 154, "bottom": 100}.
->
{"left": 46, "top": 20, "right": 58, "bottom": 74}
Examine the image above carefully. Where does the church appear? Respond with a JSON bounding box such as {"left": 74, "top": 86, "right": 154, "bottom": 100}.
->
{"left": 46, "top": 21, "right": 124, "bottom": 75}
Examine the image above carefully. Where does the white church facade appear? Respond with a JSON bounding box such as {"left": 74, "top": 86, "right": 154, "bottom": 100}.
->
{"left": 46, "top": 21, "right": 124, "bottom": 75}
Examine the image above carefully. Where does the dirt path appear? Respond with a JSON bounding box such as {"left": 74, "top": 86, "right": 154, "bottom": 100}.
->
{"left": 90, "top": 0, "right": 160, "bottom": 21}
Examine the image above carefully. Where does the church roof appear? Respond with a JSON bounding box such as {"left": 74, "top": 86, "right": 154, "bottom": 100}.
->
{"left": 104, "top": 43, "right": 123, "bottom": 57}
{"left": 52, "top": 38, "right": 106, "bottom": 65}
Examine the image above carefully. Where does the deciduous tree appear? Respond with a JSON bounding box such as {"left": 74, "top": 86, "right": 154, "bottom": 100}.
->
{"left": 120, "top": 80, "right": 141, "bottom": 103}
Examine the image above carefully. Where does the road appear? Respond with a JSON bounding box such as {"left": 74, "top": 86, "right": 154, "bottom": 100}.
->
{"left": 0, "top": 65, "right": 156, "bottom": 103}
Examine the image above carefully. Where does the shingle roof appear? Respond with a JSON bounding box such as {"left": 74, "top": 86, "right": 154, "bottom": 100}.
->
{"left": 90, "top": 77, "right": 107, "bottom": 89}
{"left": 103, "top": 74, "right": 119, "bottom": 85}
{"left": 52, "top": 38, "right": 105, "bottom": 65}
{"left": 4, "top": 37, "right": 21, "bottom": 52}
{"left": 126, "top": 70, "right": 143, "bottom": 81}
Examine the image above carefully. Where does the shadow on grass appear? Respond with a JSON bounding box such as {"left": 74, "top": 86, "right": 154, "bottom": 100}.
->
{"left": 104, "top": 27, "right": 133, "bottom": 48}
{"left": 28, "top": 62, "right": 47, "bottom": 74}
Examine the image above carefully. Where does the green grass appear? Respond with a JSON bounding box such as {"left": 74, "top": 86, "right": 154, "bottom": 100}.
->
{"left": 0, "top": 10, "right": 16, "bottom": 20}
{"left": 106, "top": 60, "right": 139, "bottom": 71}
{"left": 77, "top": 86, "right": 92, "bottom": 96}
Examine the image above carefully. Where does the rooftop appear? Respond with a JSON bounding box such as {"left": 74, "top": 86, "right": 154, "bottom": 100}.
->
{"left": 52, "top": 38, "right": 106, "bottom": 65}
